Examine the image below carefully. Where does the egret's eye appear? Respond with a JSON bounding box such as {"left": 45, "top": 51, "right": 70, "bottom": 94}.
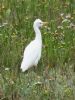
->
{"left": 39, "top": 23, "right": 41, "bottom": 24}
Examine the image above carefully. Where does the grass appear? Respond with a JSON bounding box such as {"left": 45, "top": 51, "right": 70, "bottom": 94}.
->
{"left": 0, "top": 0, "right": 75, "bottom": 100}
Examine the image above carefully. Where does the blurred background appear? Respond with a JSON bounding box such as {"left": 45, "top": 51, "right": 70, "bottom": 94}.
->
{"left": 0, "top": 0, "right": 75, "bottom": 100}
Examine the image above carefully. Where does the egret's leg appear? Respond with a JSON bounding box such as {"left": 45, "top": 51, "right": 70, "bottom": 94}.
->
{"left": 44, "top": 66, "right": 54, "bottom": 80}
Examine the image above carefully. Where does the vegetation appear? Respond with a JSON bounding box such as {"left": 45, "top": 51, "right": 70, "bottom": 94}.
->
{"left": 0, "top": 0, "right": 75, "bottom": 100}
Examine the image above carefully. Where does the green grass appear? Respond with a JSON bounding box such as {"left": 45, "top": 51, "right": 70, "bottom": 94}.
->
{"left": 0, "top": 0, "right": 75, "bottom": 100}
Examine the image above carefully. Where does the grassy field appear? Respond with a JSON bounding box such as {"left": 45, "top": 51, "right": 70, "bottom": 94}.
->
{"left": 0, "top": 0, "right": 75, "bottom": 100}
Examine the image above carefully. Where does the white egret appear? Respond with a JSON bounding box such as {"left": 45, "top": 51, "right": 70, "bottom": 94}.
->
{"left": 21, "top": 19, "right": 47, "bottom": 72}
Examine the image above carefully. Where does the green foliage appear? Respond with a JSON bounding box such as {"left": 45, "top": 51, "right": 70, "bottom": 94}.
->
{"left": 0, "top": 0, "right": 75, "bottom": 100}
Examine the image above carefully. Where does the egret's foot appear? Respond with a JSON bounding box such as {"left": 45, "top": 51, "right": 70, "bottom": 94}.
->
{"left": 47, "top": 76, "right": 55, "bottom": 80}
{"left": 44, "top": 68, "right": 55, "bottom": 80}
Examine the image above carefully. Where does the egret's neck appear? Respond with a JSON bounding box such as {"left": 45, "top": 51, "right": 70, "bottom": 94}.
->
{"left": 34, "top": 26, "right": 42, "bottom": 41}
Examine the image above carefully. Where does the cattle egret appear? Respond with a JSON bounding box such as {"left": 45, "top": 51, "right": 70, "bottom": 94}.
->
{"left": 21, "top": 19, "right": 48, "bottom": 72}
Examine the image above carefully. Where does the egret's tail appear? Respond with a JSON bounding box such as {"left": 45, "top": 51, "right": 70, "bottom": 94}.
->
{"left": 21, "top": 62, "right": 28, "bottom": 72}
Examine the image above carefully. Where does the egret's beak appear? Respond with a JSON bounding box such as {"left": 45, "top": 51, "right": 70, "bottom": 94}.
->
{"left": 42, "top": 22, "right": 48, "bottom": 26}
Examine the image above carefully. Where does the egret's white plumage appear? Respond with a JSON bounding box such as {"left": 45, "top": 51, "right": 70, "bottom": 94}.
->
{"left": 21, "top": 19, "right": 46, "bottom": 72}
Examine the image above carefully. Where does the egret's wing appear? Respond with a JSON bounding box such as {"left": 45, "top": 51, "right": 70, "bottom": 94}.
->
{"left": 21, "top": 40, "right": 41, "bottom": 71}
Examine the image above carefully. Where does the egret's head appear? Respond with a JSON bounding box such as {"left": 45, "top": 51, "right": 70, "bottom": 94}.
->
{"left": 33, "top": 19, "right": 43, "bottom": 28}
